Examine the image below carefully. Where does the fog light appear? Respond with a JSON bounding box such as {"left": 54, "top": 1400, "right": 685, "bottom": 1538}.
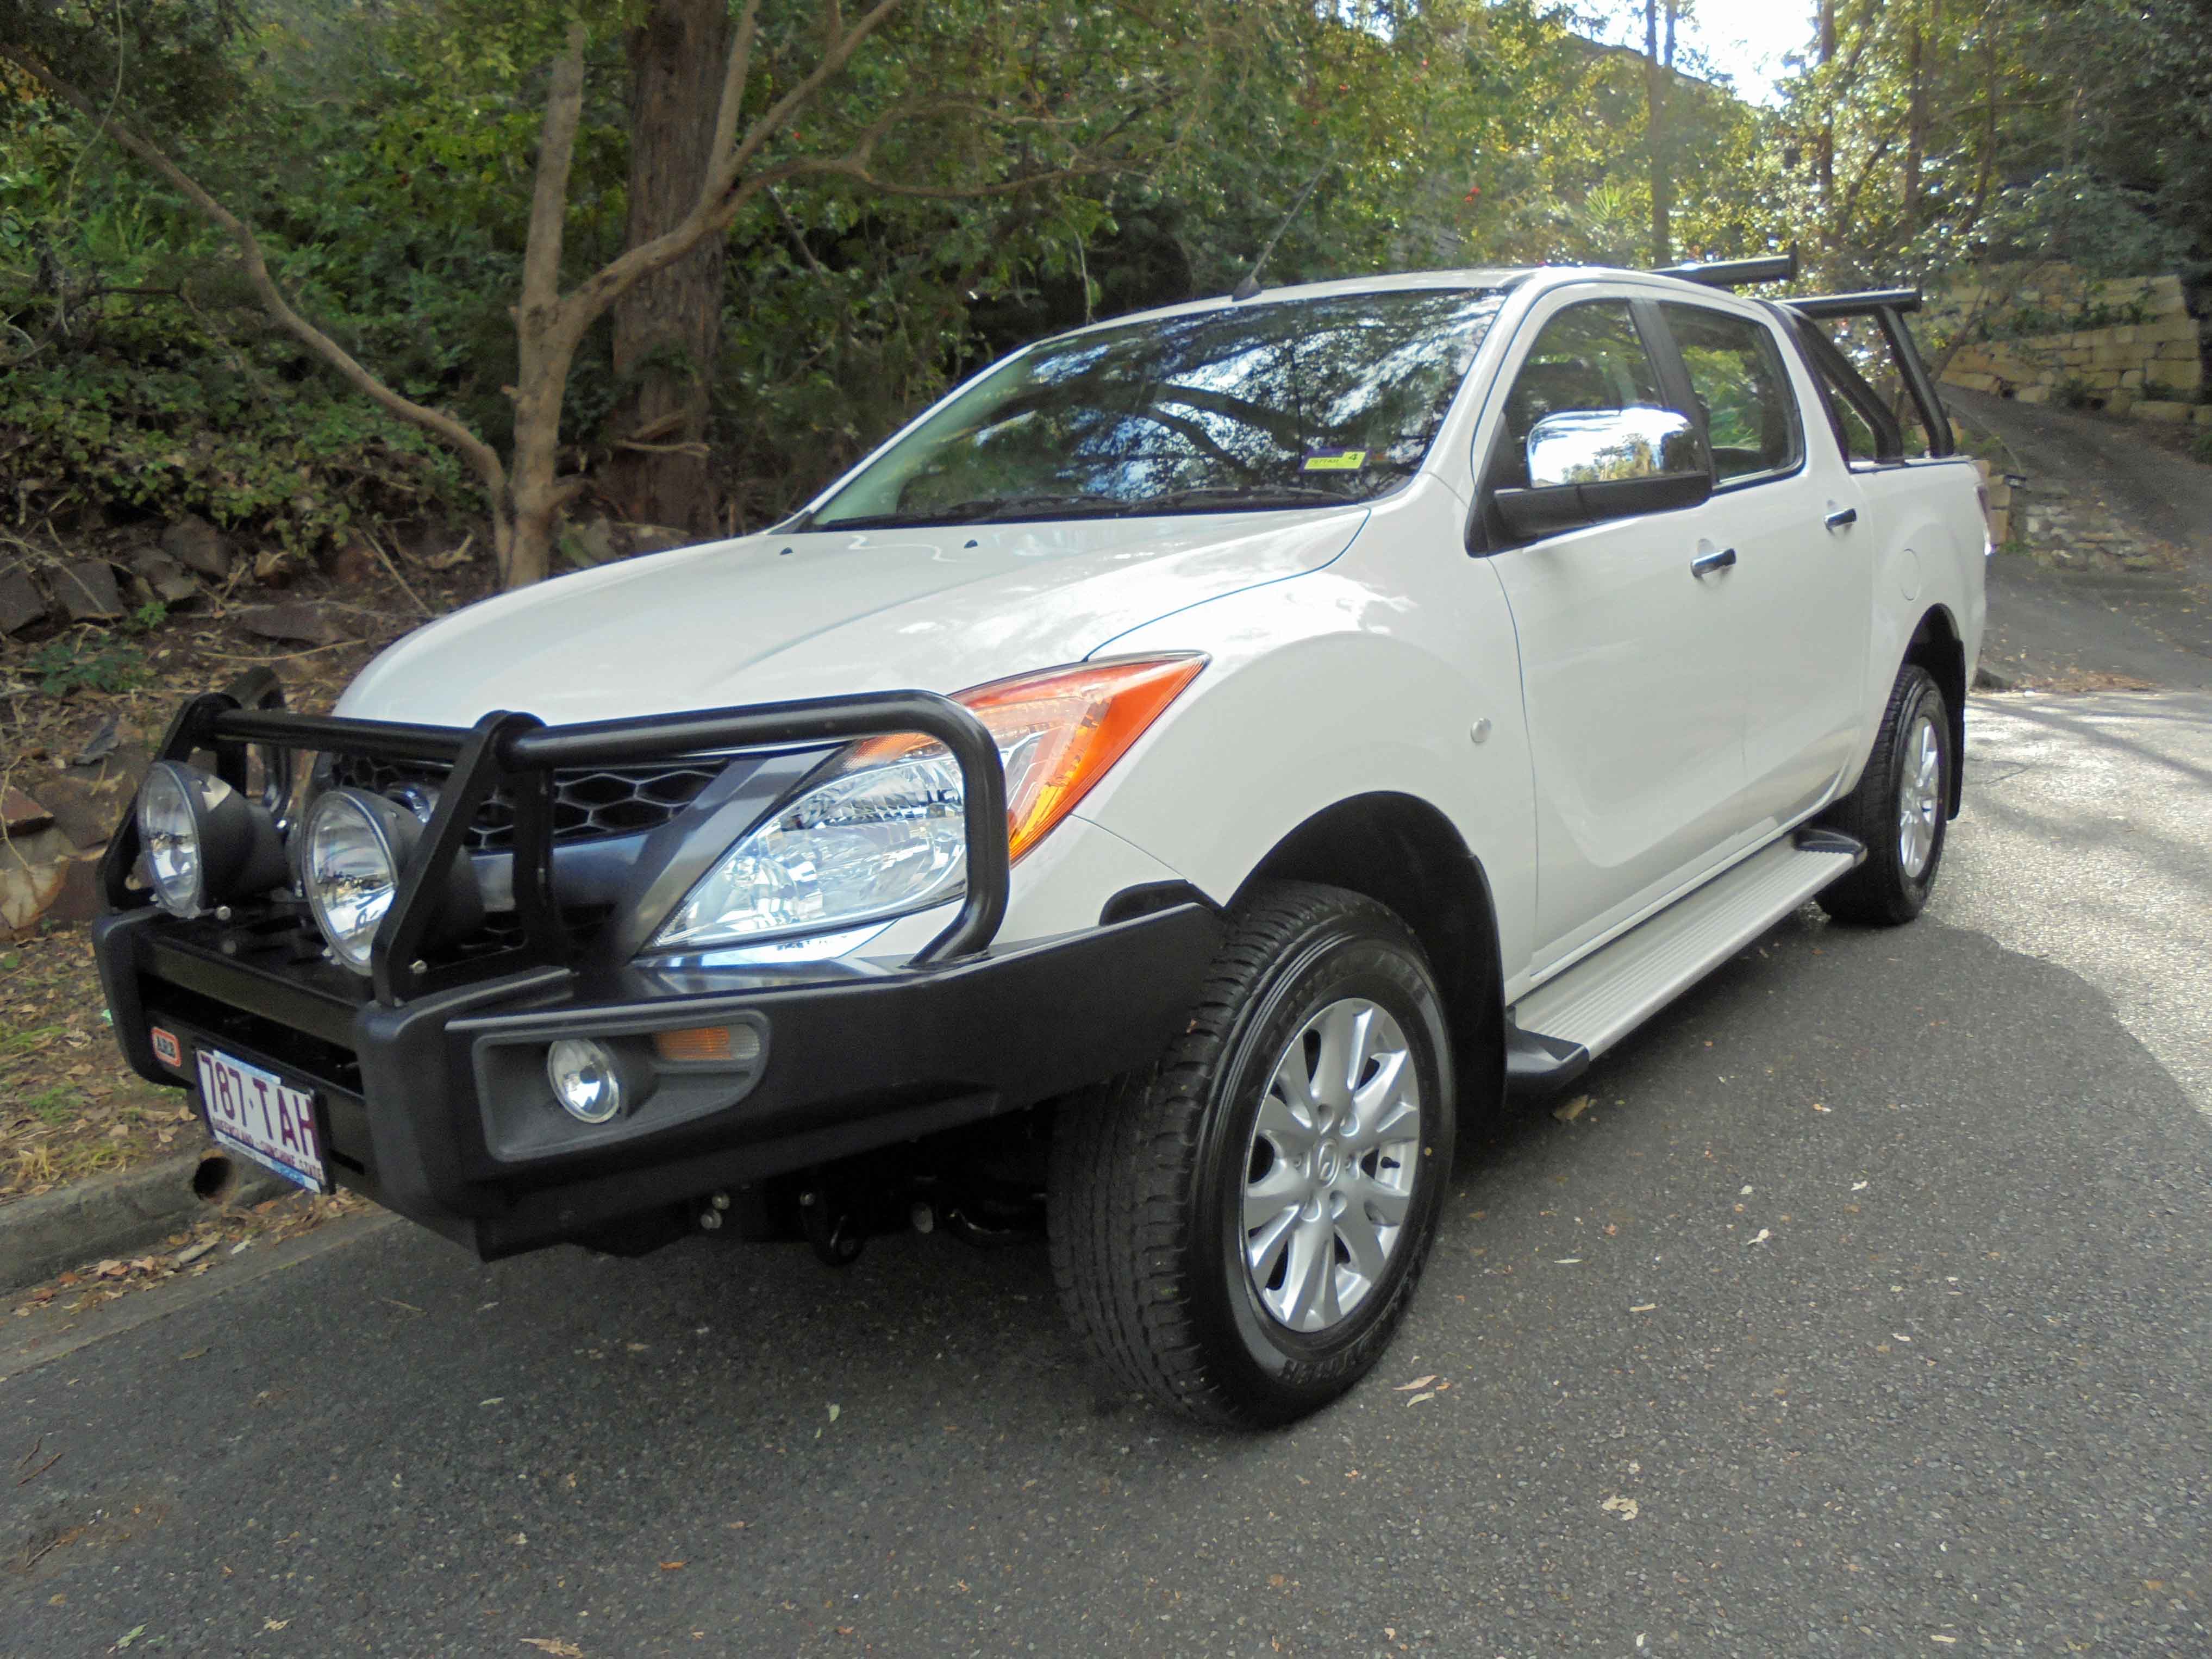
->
{"left": 548, "top": 1038, "right": 625, "bottom": 1124}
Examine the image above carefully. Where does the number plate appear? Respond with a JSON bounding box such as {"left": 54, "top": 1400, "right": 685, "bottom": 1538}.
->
{"left": 196, "top": 1046, "right": 330, "bottom": 1194}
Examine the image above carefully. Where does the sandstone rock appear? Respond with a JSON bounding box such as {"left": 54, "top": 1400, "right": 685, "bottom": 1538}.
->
{"left": 52, "top": 560, "right": 124, "bottom": 621}
{"left": 2132, "top": 400, "right": 2191, "bottom": 424}
{"left": 0, "top": 569, "right": 45, "bottom": 634}
{"left": 30, "top": 772, "right": 133, "bottom": 849}
{"left": 3, "top": 786, "right": 53, "bottom": 835}
{"left": 127, "top": 549, "right": 201, "bottom": 606}
{"left": 239, "top": 601, "right": 337, "bottom": 644}
{"left": 0, "top": 858, "right": 64, "bottom": 934}
{"left": 43, "top": 853, "right": 105, "bottom": 925}
{"left": 161, "top": 513, "right": 230, "bottom": 579}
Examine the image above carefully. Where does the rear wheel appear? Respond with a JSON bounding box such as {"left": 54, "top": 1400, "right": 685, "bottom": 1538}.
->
{"left": 1048, "top": 882, "right": 1454, "bottom": 1427}
{"left": 1818, "top": 662, "right": 1951, "bottom": 926}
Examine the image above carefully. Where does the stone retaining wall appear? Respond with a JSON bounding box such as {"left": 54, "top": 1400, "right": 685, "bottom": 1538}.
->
{"left": 1941, "top": 271, "right": 2205, "bottom": 421}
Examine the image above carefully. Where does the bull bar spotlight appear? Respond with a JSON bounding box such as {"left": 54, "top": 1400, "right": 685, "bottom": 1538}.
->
{"left": 134, "top": 760, "right": 288, "bottom": 918}
{"left": 300, "top": 787, "right": 484, "bottom": 975}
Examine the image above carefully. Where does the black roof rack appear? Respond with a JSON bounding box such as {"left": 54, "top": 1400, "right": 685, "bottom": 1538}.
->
{"left": 1784, "top": 286, "right": 1921, "bottom": 318}
{"left": 1648, "top": 253, "right": 1798, "bottom": 289}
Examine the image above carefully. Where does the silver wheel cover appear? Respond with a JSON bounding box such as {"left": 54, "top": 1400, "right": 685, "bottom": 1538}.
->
{"left": 1897, "top": 711, "right": 1943, "bottom": 879}
{"left": 1240, "top": 997, "right": 1422, "bottom": 1334}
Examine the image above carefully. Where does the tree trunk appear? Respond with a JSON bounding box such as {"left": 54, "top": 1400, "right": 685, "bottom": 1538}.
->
{"left": 1816, "top": 0, "right": 1836, "bottom": 234}
{"left": 1902, "top": 3, "right": 1929, "bottom": 234}
{"left": 1645, "top": 0, "right": 1672, "bottom": 266}
{"left": 605, "top": 0, "right": 732, "bottom": 537}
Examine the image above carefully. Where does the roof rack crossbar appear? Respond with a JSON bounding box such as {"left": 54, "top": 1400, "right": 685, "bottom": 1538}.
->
{"left": 1648, "top": 253, "right": 1799, "bottom": 289}
{"left": 1783, "top": 287, "right": 1923, "bottom": 318}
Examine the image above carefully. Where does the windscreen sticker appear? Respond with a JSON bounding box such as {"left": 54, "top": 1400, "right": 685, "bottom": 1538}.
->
{"left": 1300, "top": 447, "right": 1369, "bottom": 473}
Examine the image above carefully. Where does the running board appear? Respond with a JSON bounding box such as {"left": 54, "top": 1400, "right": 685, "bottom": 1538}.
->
{"left": 1504, "top": 828, "right": 1864, "bottom": 1099}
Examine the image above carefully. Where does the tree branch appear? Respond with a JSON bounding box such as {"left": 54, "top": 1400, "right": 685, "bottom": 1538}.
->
{"left": 521, "top": 24, "right": 587, "bottom": 327}
{"left": 705, "top": 0, "right": 764, "bottom": 184}
{"left": 556, "top": 0, "right": 911, "bottom": 342}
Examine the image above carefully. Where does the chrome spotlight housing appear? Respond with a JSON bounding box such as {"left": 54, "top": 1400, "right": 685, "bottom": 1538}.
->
{"left": 134, "top": 760, "right": 288, "bottom": 918}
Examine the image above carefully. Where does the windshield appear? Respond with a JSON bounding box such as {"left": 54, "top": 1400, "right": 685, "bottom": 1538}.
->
{"left": 810, "top": 287, "right": 1508, "bottom": 529}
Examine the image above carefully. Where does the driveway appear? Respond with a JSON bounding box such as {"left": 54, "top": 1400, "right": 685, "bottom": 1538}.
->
{"left": 5, "top": 696, "right": 2209, "bottom": 1657}
{"left": 1947, "top": 389, "right": 2212, "bottom": 692}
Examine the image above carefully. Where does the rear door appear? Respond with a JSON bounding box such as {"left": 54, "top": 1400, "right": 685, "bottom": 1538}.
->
{"left": 1480, "top": 291, "right": 1751, "bottom": 968}
{"left": 1653, "top": 298, "right": 1868, "bottom": 827}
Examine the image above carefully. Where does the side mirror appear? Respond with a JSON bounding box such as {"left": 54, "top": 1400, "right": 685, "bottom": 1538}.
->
{"left": 1491, "top": 408, "right": 1712, "bottom": 541}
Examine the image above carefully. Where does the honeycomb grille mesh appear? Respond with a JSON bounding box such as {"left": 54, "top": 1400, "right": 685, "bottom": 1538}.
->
{"left": 330, "top": 756, "right": 723, "bottom": 850}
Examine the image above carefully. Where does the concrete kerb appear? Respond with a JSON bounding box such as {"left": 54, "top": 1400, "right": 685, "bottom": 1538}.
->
{"left": 0, "top": 1150, "right": 290, "bottom": 1295}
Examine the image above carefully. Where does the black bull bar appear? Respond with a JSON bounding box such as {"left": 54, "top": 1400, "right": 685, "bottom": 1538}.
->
{"left": 102, "top": 687, "right": 1013, "bottom": 1003}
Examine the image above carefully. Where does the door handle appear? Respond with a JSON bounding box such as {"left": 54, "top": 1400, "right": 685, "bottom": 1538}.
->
{"left": 1690, "top": 546, "right": 1737, "bottom": 577}
{"left": 1825, "top": 506, "right": 1859, "bottom": 530}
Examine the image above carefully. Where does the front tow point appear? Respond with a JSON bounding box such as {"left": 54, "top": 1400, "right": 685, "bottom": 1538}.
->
{"left": 799, "top": 1186, "right": 865, "bottom": 1266}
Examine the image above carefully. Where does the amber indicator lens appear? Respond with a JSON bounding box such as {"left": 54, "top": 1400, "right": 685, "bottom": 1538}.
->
{"left": 653, "top": 1024, "right": 763, "bottom": 1065}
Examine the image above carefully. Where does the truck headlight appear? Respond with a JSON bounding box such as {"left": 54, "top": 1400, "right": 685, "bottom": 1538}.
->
{"left": 645, "top": 655, "right": 1205, "bottom": 955}
{"left": 135, "top": 760, "right": 286, "bottom": 918}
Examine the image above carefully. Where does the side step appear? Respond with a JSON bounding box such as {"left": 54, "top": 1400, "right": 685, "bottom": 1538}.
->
{"left": 1504, "top": 828, "right": 1863, "bottom": 1099}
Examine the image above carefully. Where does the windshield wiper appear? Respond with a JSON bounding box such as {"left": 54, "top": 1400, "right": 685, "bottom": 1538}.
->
{"left": 1143, "top": 483, "right": 1362, "bottom": 512}
{"left": 823, "top": 492, "right": 1136, "bottom": 529}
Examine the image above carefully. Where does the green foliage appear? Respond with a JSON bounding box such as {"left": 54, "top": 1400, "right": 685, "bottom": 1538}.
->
{"left": 2193, "top": 426, "right": 2212, "bottom": 465}
{"left": 23, "top": 633, "right": 150, "bottom": 696}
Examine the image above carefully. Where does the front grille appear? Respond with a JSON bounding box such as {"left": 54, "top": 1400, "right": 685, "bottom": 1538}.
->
{"left": 332, "top": 756, "right": 724, "bottom": 850}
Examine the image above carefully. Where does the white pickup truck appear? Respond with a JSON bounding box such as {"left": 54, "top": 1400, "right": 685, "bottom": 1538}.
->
{"left": 96, "top": 256, "right": 1986, "bottom": 1426}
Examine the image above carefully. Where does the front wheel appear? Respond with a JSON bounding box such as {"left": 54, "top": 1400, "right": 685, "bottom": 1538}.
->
{"left": 1818, "top": 662, "right": 1952, "bottom": 926}
{"left": 1048, "top": 882, "right": 1455, "bottom": 1427}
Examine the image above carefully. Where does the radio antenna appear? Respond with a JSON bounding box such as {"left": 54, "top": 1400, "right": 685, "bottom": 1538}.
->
{"left": 1232, "top": 160, "right": 1333, "bottom": 301}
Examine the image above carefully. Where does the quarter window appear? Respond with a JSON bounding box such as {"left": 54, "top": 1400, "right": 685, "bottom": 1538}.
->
{"left": 1660, "top": 304, "right": 1803, "bottom": 484}
{"left": 1490, "top": 301, "right": 1670, "bottom": 491}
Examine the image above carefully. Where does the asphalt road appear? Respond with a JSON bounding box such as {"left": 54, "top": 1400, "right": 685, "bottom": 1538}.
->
{"left": 5, "top": 697, "right": 2209, "bottom": 1658}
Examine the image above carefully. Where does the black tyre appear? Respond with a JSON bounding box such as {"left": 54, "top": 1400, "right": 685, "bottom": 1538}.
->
{"left": 1048, "top": 881, "right": 1455, "bottom": 1427}
{"left": 1817, "top": 662, "right": 1952, "bottom": 926}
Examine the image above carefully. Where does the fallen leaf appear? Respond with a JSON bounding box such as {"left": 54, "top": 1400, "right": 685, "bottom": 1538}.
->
{"left": 113, "top": 1626, "right": 147, "bottom": 1651}
{"left": 173, "top": 1241, "right": 215, "bottom": 1267}
{"left": 480, "top": 1398, "right": 504, "bottom": 1408}
{"left": 827, "top": 1403, "right": 841, "bottom": 1423}
{"left": 1629, "top": 1304, "right": 1657, "bottom": 1313}
{"left": 1554, "top": 1257, "right": 1583, "bottom": 1265}
{"left": 1891, "top": 1333, "right": 1912, "bottom": 1343}
{"left": 1553, "top": 1094, "right": 1590, "bottom": 1123}
{"left": 521, "top": 1642, "right": 585, "bottom": 1658}
{"left": 1600, "top": 1495, "right": 1639, "bottom": 1519}
{"left": 179, "top": 1348, "right": 207, "bottom": 1361}
{"left": 1747, "top": 1229, "right": 1771, "bottom": 1246}
{"left": 1851, "top": 1180, "right": 1869, "bottom": 1192}
{"left": 510, "top": 1533, "right": 528, "bottom": 1545}
{"left": 1394, "top": 1375, "right": 1438, "bottom": 1391}
{"left": 264, "top": 1618, "right": 290, "bottom": 1631}
{"left": 1405, "top": 1391, "right": 1436, "bottom": 1406}
{"left": 1932, "top": 1638, "right": 1956, "bottom": 1647}
{"left": 659, "top": 1560, "right": 686, "bottom": 1571}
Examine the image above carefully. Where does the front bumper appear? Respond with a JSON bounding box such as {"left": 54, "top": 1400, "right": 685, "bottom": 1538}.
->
{"left": 96, "top": 902, "right": 1222, "bottom": 1259}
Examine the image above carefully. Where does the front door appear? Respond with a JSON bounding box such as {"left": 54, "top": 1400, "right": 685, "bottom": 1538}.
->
{"left": 1483, "top": 295, "right": 1751, "bottom": 970}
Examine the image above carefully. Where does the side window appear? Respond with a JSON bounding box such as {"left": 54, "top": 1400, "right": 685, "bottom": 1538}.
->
{"left": 1660, "top": 304, "right": 1803, "bottom": 484}
{"left": 1491, "top": 301, "right": 1669, "bottom": 490}
{"left": 1813, "top": 357, "right": 1882, "bottom": 464}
